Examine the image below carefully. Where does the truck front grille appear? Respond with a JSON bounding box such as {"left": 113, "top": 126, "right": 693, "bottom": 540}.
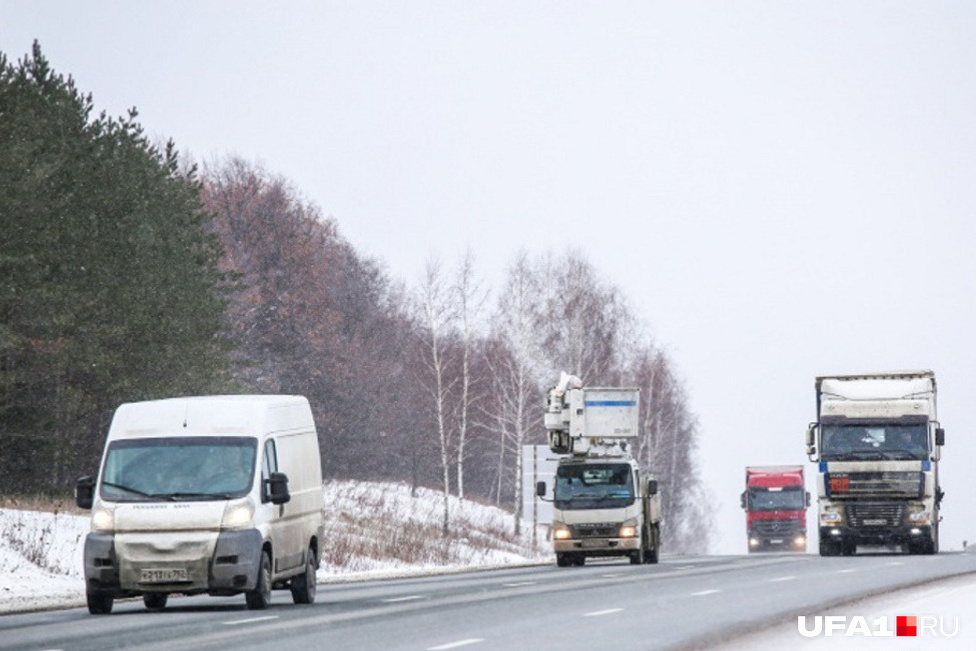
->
{"left": 753, "top": 519, "right": 803, "bottom": 536}
{"left": 845, "top": 502, "right": 905, "bottom": 528}
{"left": 570, "top": 523, "right": 617, "bottom": 538}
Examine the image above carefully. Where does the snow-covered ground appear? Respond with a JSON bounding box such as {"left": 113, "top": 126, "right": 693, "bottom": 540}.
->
{"left": 0, "top": 480, "right": 549, "bottom": 614}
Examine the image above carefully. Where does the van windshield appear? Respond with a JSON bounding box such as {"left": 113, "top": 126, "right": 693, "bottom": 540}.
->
{"left": 100, "top": 437, "right": 257, "bottom": 502}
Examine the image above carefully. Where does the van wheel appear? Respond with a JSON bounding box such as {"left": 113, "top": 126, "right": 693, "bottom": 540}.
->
{"left": 143, "top": 593, "right": 168, "bottom": 610}
{"left": 245, "top": 550, "right": 272, "bottom": 610}
{"left": 87, "top": 591, "right": 114, "bottom": 615}
{"left": 291, "top": 547, "right": 317, "bottom": 604}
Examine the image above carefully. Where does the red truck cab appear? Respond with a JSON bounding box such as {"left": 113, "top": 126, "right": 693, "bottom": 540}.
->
{"left": 740, "top": 465, "right": 810, "bottom": 553}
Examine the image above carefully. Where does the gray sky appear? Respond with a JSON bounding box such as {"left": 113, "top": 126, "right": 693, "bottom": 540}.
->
{"left": 3, "top": 1, "right": 975, "bottom": 554}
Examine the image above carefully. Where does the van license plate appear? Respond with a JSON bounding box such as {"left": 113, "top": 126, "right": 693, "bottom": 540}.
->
{"left": 770, "top": 539, "right": 783, "bottom": 544}
{"left": 141, "top": 568, "right": 188, "bottom": 583}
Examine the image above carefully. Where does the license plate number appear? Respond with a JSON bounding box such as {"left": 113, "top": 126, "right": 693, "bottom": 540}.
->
{"left": 141, "top": 568, "right": 188, "bottom": 583}
{"left": 770, "top": 539, "right": 784, "bottom": 544}
{"left": 863, "top": 519, "right": 886, "bottom": 526}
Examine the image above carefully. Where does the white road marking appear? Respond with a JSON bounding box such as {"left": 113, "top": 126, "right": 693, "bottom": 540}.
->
{"left": 691, "top": 589, "right": 720, "bottom": 596}
{"left": 503, "top": 581, "right": 537, "bottom": 587}
{"left": 838, "top": 568, "right": 857, "bottom": 573}
{"left": 428, "top": 639, "right": 485, "bottom": 650}
{"left": 585, "top": 608, "right": 624, "bottom": 617}
{"left": 382, "top": 595, "right": 423, "bottom": 603}
{"left": 223, "top": 615, "right": 278, "bottom": 625}
{"left": 602, "top": 573, "right": 622, "bottom": 578}
{"left": 674, "top": 565, "right": 697, "bottom": 570}
{"left": 889, "top": 562, "right": 905, "bottom": 566}
{"left": 770, "top": 575, "right": 795, "bottom": 582}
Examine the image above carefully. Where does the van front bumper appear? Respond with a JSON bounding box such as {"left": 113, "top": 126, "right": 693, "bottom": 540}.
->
{"left": 84, "top": 530, "right": 262, "bottom": 596}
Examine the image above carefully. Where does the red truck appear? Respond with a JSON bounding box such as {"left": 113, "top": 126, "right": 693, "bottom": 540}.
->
{"left": 740, "top": 466, "right": 810, "bottom": 553}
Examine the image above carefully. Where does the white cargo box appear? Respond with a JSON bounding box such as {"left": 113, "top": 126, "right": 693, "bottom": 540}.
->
{"left": 546, "top": 387, "right": 639, "bottom": 439}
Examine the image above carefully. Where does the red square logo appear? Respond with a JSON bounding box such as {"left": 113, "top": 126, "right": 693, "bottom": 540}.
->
{"left": 897, "top": 616, "right": 917, "bottom": 637}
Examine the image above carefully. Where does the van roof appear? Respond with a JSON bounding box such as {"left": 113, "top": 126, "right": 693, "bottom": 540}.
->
{"left": 109, "top": 395, "right": 314, "bottom": 440}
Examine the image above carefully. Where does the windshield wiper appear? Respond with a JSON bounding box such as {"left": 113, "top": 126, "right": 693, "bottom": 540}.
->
{"left": 100, "top": 481, "right": 155, "bottom": 498}
{"left": 154, "top": 491, "right": 236, "bottom": 501}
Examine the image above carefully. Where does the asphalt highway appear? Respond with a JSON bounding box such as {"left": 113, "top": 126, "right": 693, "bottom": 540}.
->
{"left": 4, "top": 552, "right": 976, "bottom": 651}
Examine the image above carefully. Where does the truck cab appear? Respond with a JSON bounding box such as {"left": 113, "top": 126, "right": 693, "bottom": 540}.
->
{"left": 740, "top": 466, "right": 809, "bottom": 552}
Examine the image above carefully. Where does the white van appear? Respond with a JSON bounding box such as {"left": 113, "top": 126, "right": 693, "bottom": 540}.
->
{"left": 75, "top": 395, "right": 324, "bottom": 614}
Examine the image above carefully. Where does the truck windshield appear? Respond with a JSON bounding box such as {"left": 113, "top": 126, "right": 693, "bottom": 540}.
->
{"left": 554, "top": 463, "right": 635, "bottom": 510}
{"left": 821, "top": 424, "right": 929, "bottom": 461}
{"left": 100, "top": 436, "right": 257, "bottom": 502}
{"left": 748, "top": 488, "right": 805, "bottom": 511}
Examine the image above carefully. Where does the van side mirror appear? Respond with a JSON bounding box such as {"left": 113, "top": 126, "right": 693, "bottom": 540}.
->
{"left": 536, "top": 481, "right": 546, "bottom": 498}
{"left": 266, "top": 472, "right": 290, "bottom": 505}
{"left": 75, "top": 476, "right": 95, "bottom": 510}
{"left": 936, "top": 428, "right": 945, "bottom": 446}
{"left": 646, "top": 479, "right": 658, "bottom": 496}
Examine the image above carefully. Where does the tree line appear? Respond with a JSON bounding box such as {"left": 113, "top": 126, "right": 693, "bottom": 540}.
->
{"left": 0, "top": 44, "right": 712, "bottom": 552}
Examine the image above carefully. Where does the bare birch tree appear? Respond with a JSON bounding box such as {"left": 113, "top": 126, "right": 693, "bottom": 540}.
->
{"left": 416, "top": 256, "right": 457, "bottom": 536}
{"left": 488, "top": 252, "right": 544, "bottom": 535}
{"left": 452, "top": 250, "right": 487, "bottom": 502}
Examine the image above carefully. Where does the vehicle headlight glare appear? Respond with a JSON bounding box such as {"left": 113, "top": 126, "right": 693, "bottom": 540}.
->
{"left": 221, "top": 498, "right": 255, "bottom": 530}
{"left": 619, "top": 525, "right": 637, "bottom": 538}
{"left": 553, "top": 527, "right": 572, "bottom": 540}
{"left": 91, "top": 507, "right": 114, "bottom": 533}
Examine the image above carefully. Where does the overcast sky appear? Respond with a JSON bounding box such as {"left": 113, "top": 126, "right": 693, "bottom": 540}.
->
{"left": 3, "top": 1, "right": 975, "bottom": 554}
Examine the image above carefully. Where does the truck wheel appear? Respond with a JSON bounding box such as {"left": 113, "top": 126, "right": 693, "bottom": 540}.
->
{"left": 245, "top": 550, "right": 272, "bottom": 610}
{"left": 290, "top": 546, "right": 318, "bottom": 604}
{"left": 556, "top": 553, "right": 571, "bottom": 567}
{"left": 86, "top": 591, "right": 113, "bottom": 615}
{"left": 819, "top": 540, "right": 840, "bottom": 557}
{"left": 143, "top": 593, "right": 168, "bottom": 610}
{"left": 573, "top": 555, "right": 586, "bottom": 566}
{"left": 630, "top": 547, "right": 645, "bottom": 565}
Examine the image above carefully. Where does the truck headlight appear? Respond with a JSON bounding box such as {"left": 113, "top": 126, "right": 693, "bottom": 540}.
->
{"left": 820, "top": 510, "right": 842, "bottom": 525}
{"left": 552, "top": 524, "right": 572, "bottom": 540}
{"left": 619, "top": 519, "right": 638, "bottom": 538}
{"left": 221, "top": 498, "right": 255, "bottom": 530}
{"left": 91, "top": 507, "right": 115, "bottom": 534}
{"left": 908, "top": 511, "right": 931, "bottom": 524}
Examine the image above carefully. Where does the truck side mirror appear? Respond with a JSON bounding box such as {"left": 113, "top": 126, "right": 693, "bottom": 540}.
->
{"left": 75, "top": 476, "right": 95, "bottom": 510}
{"left": 806, "top": 423, "right": 818, "bottom": 458}
{"left": 740, "top": 492, "right": 746, "bottom": 510}
{"left": 536, "top": 481, "right": 547, "bottom": 498}
{"left": 936, "top": 428, "right": 945, "bottom": 446}
{"left": 806, "top": 491, "right": 811, "bottom": 507}
{"left": 646, "top": 479, "right": 658, "bottom": 496}
{"left": 266, "top": 472, "right": 291, "bottom": 505}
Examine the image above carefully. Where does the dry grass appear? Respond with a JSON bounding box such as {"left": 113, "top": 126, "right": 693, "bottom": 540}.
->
{"left": 0, "top": 495, "right": 85, "bottom": 516}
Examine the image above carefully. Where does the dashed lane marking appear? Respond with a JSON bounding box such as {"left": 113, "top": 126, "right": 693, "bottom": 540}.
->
{"left": 223, "top": 615, "right": 278, "bottom": 625}
{"left": 428, "top": 639, "right": 485, "bottom": 650}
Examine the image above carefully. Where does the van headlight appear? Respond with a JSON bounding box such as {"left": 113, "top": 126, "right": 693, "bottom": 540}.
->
{"left": 221, "top": 498, "right": 255, "bottom": 530}
{"left": 91, "top": 507, "right": 115, "bottom": 534}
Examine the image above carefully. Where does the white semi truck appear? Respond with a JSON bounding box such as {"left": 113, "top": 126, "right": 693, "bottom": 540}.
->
{"left": 806, "top": 371, "right": 945, "bottom": 556}
{"left": 536, "top": 374, "right": 662, "bottom": 566}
